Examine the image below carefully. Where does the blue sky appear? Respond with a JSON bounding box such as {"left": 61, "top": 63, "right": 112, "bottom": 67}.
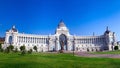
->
{"left": 0, "top": 0, "right": 120, "bottom": 40}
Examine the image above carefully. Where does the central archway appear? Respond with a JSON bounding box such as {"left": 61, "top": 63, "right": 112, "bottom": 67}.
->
{"left": 59, "top": 34, "right": 67, "bottom": 51}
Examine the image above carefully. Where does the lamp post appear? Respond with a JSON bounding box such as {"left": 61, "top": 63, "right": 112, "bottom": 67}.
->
{"left": 73, "top": 36, "right": 75, "bottom": 56}
{"left": 48, "top": 36, "right": 50, "bottom": 52}
{"left": 42, "top": 45, "right": 43, "bottom": 52}
{"left": 73, "top": 41, "right": 74, "bottom": 56}
{"left": 55, "top": 36, "right": 58, "bottom": 52}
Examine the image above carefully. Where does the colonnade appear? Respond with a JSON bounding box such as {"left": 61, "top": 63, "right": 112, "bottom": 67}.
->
{"left": 17, "top": 35, "right": 49, "bottom": 44}
{"left": 75, "top": 37, "right": 105, "bottom": 44}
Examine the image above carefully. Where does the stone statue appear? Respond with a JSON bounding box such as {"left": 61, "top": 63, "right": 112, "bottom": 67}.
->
{"left": 61, "top": 41, "right": 64, "bottom": 50}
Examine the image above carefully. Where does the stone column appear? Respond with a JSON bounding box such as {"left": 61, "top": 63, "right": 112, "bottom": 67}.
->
{"left": 55, "top": 36, "right": 59, "bottom": 51}
{"left": 13, "top": 34, "right": 16, "bottom": 45}
{"left": 67, "top": 40, "right": 71, "bottom": 51}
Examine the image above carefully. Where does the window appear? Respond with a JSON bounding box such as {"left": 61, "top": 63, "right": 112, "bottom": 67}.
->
{"left": 9, "top": 36, "right": 13, "bottom": 44}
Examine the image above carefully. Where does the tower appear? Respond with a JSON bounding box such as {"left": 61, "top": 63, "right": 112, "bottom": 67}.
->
{"left": 4, "top": 25, "right": 18, "bottom": 48}
{"left": 54, "top": 20, "right": 70, "bottom": 51}
{"left": 104, "top": 26, "right": 116, "bottom": 51}
{"left": 55, "top": 20, "right": 70, "bottom": 36}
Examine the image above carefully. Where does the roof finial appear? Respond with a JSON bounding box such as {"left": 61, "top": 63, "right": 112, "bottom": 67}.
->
{"left": 93, "top": 32, "right": 95, "bottom": 36}
{"left": 12, "top": 25, "right": 15, "bottom": 28}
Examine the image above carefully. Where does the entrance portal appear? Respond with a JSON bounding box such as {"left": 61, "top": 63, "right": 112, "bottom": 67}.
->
{"left": 59, "top": 34, "right": 67, "bottom": 51}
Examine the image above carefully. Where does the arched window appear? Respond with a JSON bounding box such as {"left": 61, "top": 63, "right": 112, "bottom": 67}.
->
{"left": 9, "top": 36, "right": 13, "bottom": 44}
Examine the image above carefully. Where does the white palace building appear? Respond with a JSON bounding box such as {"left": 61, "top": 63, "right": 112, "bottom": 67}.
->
{"left": 2, "top": 20, "right": 117, "bottom": 52}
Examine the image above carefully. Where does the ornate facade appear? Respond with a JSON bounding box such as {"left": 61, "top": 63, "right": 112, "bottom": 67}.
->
{"left": 3, "top": 20, "right": 117, "bottom": 52}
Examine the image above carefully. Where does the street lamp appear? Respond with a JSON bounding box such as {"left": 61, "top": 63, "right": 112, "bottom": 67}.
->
{"left": 55, "top": 36, "right": 58, "bottom": 52}
{"left": 73, "top": 36, "right": 75, "bottom": 56}
{"left": 47, "top": 36, "right": 50, "bottom": 52}
{"left": 42, "top": 45, "right": 43, "bottom": 52}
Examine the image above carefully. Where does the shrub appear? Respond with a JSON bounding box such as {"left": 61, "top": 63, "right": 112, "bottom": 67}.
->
{"left": 4, "top": 47, "right": 10, "bottom": 53}
{"left": 0, "top": 43, "right": 2, "bottom": 49}
{"left": 9, "top": 45, "right": 14, "bottom": 51}
{"left": 0, "top": 48, "right": 4, "bottom": 52}
{"left": 28, "top": 49, "right": 32, "bottom": 54}
{"left": 20, "top": 45, "right": 26, "bottom": 55}
{"left": 33, "top": 46, "right": 37, "bottom": 52}
{"left": 0, "top": 43, "right": 2, "bottom": 50}
{"left": 0, "top": 44, "right": 3, "bottom": 52}
{"left": 20, "top": 46, "right": 25, "bottom": 51}
{"left": 59, "top": 50, "right": 64, "bottom": 53}
{"left": 114, "top": 46, "right": 118, "bottom": 50}
{"left": 21, "top": 50, "right": 26, "bottom": 55}
{"left": 14, "top": 48, "right": 18, "bottom": 53}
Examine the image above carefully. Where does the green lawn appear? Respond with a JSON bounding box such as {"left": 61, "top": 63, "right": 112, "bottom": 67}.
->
{"left": 0, "top": 52, "right": 120, "bottom": 68}
{"left": 90, "top": 50, "right": 120, "bottom": 54}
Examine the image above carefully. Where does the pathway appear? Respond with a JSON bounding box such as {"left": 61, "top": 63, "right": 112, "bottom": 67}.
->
{"left": 76, "top": 52, "right": 120, "bottom": 58}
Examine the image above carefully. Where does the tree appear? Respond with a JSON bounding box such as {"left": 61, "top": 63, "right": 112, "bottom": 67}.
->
{"left": 14, "top": 48, "right": 18, "bottom": 53}
{"left": 9, "top": 45, "right": 14, "bottom": 51}
{"left": 33, "top": 46, "right": 37, "bottom": 52}
{"left": 28, "top": 49, "right": 32, "bottom": 54}
{"left": 0, "top": 43, "right": 2, "bottom": 50}
{"left": 5, "top": 47, "right": 10, "bottom": 53}
{"left": 0, "top": 48, "right": 3, "bottom": 52}
{"left": 21, "top": 50, "right": 26, "bottom": 55}
{"left": 0, "top": 43, "right": 3, "bottom": 52}
{"left": 114, "top": 46, "right": 118, "bottom": 50}
{"left": 20, "top": 46, "right": 23, "bottom": 51}
{"left": 20, "top": 45, "right": 25, "bottom": 51}
{"left": 20, "top": 45, "right": 26, "bottom": 55}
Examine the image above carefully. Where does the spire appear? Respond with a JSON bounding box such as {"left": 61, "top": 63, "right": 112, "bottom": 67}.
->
{"left": 105, "top": 26, "right": 110, "bottom": 34}
{"left": 93, "top": 32, "right": 95, "bottom": 36}
{"left": 106, "top": 26, "right": 109, "bottom": 31}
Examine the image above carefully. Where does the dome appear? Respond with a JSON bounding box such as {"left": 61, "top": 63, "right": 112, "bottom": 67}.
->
{"left": 104, "top": 26, "right": 111, "bottom": 34}
{"left": 105, "top": 30, "right": 111, "bottom": 34}
{"left": 11, "top": 26, "right": 18, "bottom": 32}
{"left": 58, "top": 20, "right": 66, "bottom": 28}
